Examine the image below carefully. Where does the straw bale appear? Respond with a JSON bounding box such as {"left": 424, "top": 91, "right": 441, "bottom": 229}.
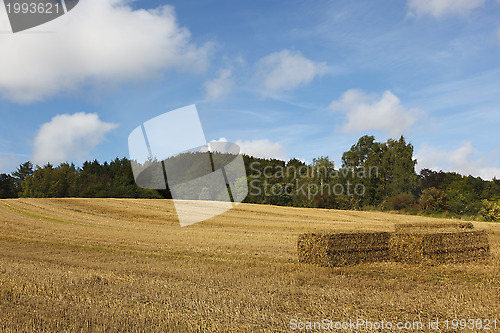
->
{"left": 394, "top": 221, "right": 474, "bottom": 232}
{"left": 390, "top": 230, "right": 489, "bottom": 264}
{"left": 298, "top": 232, "right": 392, "bottom": 267}
{"left": 298, "top": 225, "right": 490, "bottom": 266}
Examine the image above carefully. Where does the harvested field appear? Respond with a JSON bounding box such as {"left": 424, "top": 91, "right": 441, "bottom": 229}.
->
{"left": 0, "top": 198, "right": 499, "bottom": 332}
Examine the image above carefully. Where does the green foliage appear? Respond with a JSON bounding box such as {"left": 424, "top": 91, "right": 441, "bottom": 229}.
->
{"left": 389, "top": 193, "right": 416, "bottom": 210}
{"left": 381, "top": 136, "right": 418, "bottom": 198}
{"left": 419, "top": 187, "right": 449, "bottom": 212}
{"left": 342, "top": 135, "right": 417, "bottom": 206}
{"left": 313, "top": 194, "right": 354, "bottom": 210}
{"left": 481, "top": 181, "right": 500, "bottom": 201}
{"left": 313, "top": 193, "right": 337, "bottom": 209}
{"left": 0, "top": 174, "right": 17, "bottom": 198}
{"left": 446, "top": 189, "right": 482, "bottom": 216}
{"left": 11, "top": 161, "right": 33, "bottom": 194}
{"left": 20, "top": 158, "right": 162, "bottom": 199}
{"left": 480, "top": 200, "right": 500, "bottom": 222}
{"left": 419, "top": 169, "right": 446, "bottom": 190}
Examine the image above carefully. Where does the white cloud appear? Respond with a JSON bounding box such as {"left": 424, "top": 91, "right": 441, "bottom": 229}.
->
{"left": 415, "top": 142, "right": 500, "bottom": 180}
{"left": 211, "top": 137, "right": 287, "bottom": 160}
{"left": 204, "top": 68, "right": 233, "bottom": 101}
{"left": 407, "top": 0, "right": 486, "bottom": 18}
{"left": 236, "top": 139, "right": 287, "bottom": 160}
{"left": 255, "top": 50, "right": 326, "bottom": 95}
{"left": 32, "top": 113, "right": 118, "bottom": 166}
{"left": 210, "top": 137, "right": 228, "bottom": 143}
{"left": 0, "top": 0, "right": 210, "bottom": 103}
{"left": 330, "top": 89, "right": 419, "bottom": 137}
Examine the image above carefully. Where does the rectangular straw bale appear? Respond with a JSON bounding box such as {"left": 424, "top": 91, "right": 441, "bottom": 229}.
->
{"left": 422, "top": 230, "right": 489, "bottom": 252}
{"left": 425, "top": 248, "right": 490, "bottom": 263}
{"left": 394, "top": 221, "right": 474, "bottom": 232}
{"left": 328, "top": 247, "right": 391, "bottom": 267}
{"left": 298, "top": 233, "right": 330, "bottom": 266}
{"left": 298, "top": 232, "right": 392, "bottom": 267}
{"left": 390, "top": 230, "right": 490, "bottom": 264}
{"left": 390, "top": 232, "right": 426, "bottom": 262}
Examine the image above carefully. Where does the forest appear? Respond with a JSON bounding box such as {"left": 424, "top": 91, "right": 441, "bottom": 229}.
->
{"left": 1, "top": 135, "right": 499, "bottom": 221}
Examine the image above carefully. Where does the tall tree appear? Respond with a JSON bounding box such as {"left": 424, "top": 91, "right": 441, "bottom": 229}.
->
{"left": 0, "top": 174, "right": 17, "bottom": 198}
{"left": 342, "top": 135, "right": 384, "bottom": 206}
{"left": 12, "top": 161, "right": 33, "bottom": 194}
{"left": 380, "top": 136, "right": 418, "bottom": 198}
{"left": 342, "top": 135, "right": 382, "bottom": 169}
{"left": 342, "top": 135, "right": 418, "bottom": 206}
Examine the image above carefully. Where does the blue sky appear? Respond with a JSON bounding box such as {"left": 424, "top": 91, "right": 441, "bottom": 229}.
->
{"left": 1, "top": 0, "right": 499, "bottom": 179}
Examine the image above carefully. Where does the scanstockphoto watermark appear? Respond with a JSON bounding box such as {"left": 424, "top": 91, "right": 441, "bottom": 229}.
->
{"left": 289, "top": 318, "right": 498, "bottom": 331}
{"left": 290, "top": 318, "right": 427, "bottom": 331}
{"left": 248, "top": 162, "right": 379, "bottom": 200}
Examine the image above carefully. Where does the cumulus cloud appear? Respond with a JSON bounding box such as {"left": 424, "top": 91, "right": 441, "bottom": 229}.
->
{"left": 204, "top": 68, "right": 233, "bottom": 101}
{"left": 415, "top": 142, "right": 500, "bottom": 180}
{"left": 330, "top": 89, "right": 419, "bottom": 137}
{"left": 255, "top": 50, "right": 326, "bottom": 95}
{"left": 210, "top": 137, "right": 287, "bottom": 160}
{"left": 0, "top": 0, "right": 210, "bottom": 103}
{"left": 407, "top": 0, "right": 486, "bottom": 18}
{"left": 32, "top": 113, "right": 118, "bottom": 165}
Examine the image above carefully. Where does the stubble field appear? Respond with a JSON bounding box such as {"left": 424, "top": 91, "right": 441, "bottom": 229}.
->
{"left": 0, "top": 198, "right": 499, "bottom": 332}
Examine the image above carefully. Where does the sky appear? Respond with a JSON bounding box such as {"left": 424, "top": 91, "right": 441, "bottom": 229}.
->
{"left": 0, "top": 0, "right": 499, "bottom": 179}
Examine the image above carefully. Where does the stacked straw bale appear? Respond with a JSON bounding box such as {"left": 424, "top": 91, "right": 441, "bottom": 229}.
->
{"left": 298, "top": 222, "right": 489, "bottom": 266}
{"left": 391, "top": 229, "right": 489, "bottom": 264}
{"left": 298, "top": 232, "right": 392, "bottom": 267}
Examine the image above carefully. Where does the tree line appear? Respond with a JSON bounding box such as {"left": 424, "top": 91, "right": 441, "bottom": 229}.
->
{"left": 1, "top": 135, "right": 499, "bottom": 221}
{"left": 0, "top": 158, "right": 164, "bottom": 200}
